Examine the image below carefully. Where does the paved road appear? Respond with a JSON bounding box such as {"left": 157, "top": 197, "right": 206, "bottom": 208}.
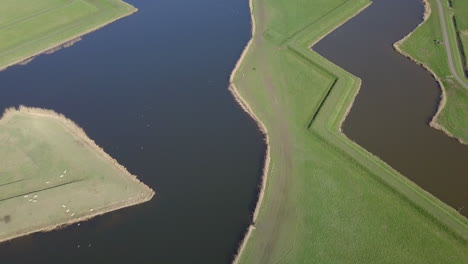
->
{"left": 435, "top": 0, "right": 468, "bottom": 90}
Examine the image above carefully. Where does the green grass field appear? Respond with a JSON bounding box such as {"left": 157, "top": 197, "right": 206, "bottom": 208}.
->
{"left": 397, "top": 0, "right": 468, "bottom": 143}
{"left": 0, "top": 107, "right": 154, "bottom": 243}
{"left": 0, "top": 0, "right": 137, "bottom": 70}
{"left": 231, "top": 0, "right": 468, "bottom": 262}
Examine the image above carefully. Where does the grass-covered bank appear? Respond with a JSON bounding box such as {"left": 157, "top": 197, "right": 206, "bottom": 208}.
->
{"left": 231, "top": 0, "right": 468, "bottom": 263}
{"left": 396, "top": 0, "right": 468, "bottom": 143}
{"left": 0, "top": 0, "right": 137, "bottom": 71}
{"left": 0, "top": 107, "right": 154, "bottom": 243}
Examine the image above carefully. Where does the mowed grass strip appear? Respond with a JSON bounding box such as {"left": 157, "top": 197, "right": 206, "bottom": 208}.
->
{"left": 0, "top": 107, "right": 154, "bottom": 243}
{"left": 398, "top": 0, "right": 468, "bottom": 143}
{"left": 0, "top": 0, "right": 137, "bottom": 70}
{"left": 231, "top": 0, "right": 468, "bottom": 263}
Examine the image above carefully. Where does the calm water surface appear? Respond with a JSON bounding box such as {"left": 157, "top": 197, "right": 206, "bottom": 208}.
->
{"left": 0, "top": 0, "right": 265, "bottom": 263}
{"left": 315, "top": 0, "right": 468, "bottom": 215}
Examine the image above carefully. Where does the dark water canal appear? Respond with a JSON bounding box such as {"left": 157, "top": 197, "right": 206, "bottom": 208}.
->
{"left": 315, "top": 0, "right": 468, "bottom": 216}
{"left": 0, "top": 0, "right": 265, "bottom": 263}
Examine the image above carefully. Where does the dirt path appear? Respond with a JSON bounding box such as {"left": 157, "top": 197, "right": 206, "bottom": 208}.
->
{"left": 435, "top": 0, "right": 468, "bottom": 90}
{"left": 249, "top": 0, "right": 295, "bottom": 262}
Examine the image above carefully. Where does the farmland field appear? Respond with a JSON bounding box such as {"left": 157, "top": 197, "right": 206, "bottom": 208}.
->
{"left": 0, "top": 0, "right": 136, "bottom": 70}
{"left": 0, "top": 107, "right": 154, "bottom": 243}
{"left": 231, "top": 0, "right": 468, "bottom": 263}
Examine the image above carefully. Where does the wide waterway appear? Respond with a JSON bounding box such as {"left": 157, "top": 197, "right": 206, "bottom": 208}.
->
{"left": 0, "top": 0, "right": 265, "bottom": 263}
{"left": 315, "top": 0, "right": 468, "bottom": 216}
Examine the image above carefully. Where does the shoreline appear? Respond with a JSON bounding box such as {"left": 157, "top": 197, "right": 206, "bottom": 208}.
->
{"left": 393, "top": 0, "right": 467, "bottom": 145}
{"left": 0, "top": 6, "right": 137, "bottom": 72}
{"left": 229, "top": 84, "right": 269, "bottom": 264}
{"left": 228, "top": 0, "right": 270, "bottom": 262}
{"left": 229, "top": 1, "right": 372, "bottom": 263}
{"left": 14, "top": 37, "right": 82, "bottom": 67}
{"left": 0, "top": 106, "right": 155, "bottom": 244}
{"left": 307, "top": 2, "right": 372, "bottom": 131}
{"left": 0, "top": 192, "right": 154, "bottom": 244}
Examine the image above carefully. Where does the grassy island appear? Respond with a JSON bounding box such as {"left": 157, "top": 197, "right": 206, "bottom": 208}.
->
{"left": 0, "top": 0, "right": 154, "bottom": 243}
{"left": 0, "top": 0, "right": 137, "bottom": 71}
{"left": 231, "top": 0, "right": 468, "bottom": 263}
{"left": 0, "top": 107, "right": 154, "bottom": 243}
{"left": 395, "top": 0, "right": 468, "bottom": 143}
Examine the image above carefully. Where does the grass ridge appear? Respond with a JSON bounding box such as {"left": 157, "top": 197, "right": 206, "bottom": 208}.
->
{"left": 232, "top": 0, "right": 468, "bottom": 262}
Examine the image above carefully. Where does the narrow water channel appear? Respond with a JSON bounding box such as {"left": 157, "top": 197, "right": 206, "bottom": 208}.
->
{"left": 0, "top": 0, "right": 264, "bottom": 263}
{"left": 315, "top": 0, "right": 468, "bottom": 216}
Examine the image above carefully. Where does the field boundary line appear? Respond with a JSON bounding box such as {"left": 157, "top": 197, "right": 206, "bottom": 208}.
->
{"left": 0, "top": 179, "right": 27, "bottom": 187}
{"left": 0, "top": 179, "right": 84, "bottom": 202}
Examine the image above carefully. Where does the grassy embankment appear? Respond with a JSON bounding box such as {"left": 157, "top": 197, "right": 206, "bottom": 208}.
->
{"left": 452, "top": 0, "right": 468, "bottom": 71}
{"left": 396, "top": 0, "right": 468, "bottom": 143}
{"left": 231, "top": 0, "right": 468, "bottom": 263}
{"left": 0, "top": 0, "right": 154, "bottom": 242}
{"left": 0, "top": 0, "right": 137, "bottom": 71}
{"left": 0, "top": 107, "right": 154, "bottom": 243}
